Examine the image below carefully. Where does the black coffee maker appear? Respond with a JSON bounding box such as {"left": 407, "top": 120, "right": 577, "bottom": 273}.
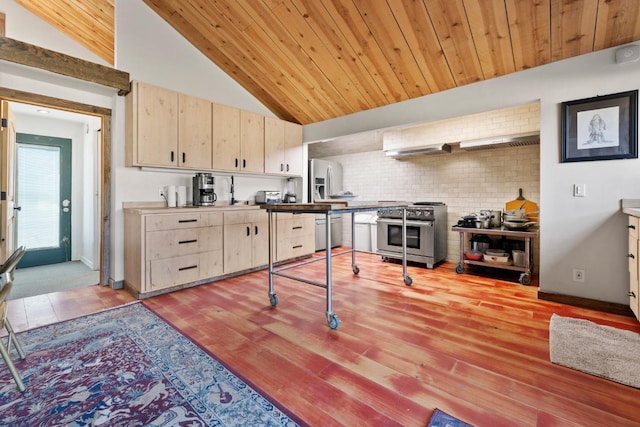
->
{"left": 192, "top": 173, "right": 217, "bottom": 206}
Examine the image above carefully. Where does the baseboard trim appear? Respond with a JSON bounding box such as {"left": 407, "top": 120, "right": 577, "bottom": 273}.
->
{"left": 109, "top": 278, "right": 124, "bottom": 290}
{"left": 538, "top": 291, "right": 634, "bottom": 317}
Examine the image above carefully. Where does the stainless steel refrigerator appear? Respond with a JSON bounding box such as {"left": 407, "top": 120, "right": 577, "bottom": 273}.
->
{"left": 308, "top": 159, "right": 343, "bottom": 251}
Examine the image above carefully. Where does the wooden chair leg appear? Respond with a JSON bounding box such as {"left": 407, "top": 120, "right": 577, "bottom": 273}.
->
{"left": 0, "top": 335, "right": 25, "bottom": 392}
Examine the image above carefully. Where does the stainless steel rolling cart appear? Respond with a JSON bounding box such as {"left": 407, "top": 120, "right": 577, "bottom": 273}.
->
{"left": 262, "top": 202, "right": 410, "bottom": 329}
{"left": 452, "top": 226, "right": 538, "bottom": 285}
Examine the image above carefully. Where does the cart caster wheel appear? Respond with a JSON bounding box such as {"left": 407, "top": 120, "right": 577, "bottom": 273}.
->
{"left": 519, "top": 273, "right": 531, "bottom": 285}
{"left": 455, "top": 263, "right": 465, "bottom": 274}
{"left": 404, "top": 275, "right": 412, "bottom": 286}
{"left": 327, "top": 313, "right": 341, "bottom": 329}
{"left": 353, "top": 265, "right": 360, "bottom": 275}
{"left": 269, "top": 293, "right": 278, "bottom": 306}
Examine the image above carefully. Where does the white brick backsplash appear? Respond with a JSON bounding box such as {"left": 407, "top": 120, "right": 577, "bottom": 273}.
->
{"left": 326, "top": 145, "right": 540, "bottom": 271}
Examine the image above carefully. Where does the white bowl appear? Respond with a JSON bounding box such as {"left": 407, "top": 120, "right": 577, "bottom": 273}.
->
{"left": 484, "top": 254, "right": 510, "bottom": 263}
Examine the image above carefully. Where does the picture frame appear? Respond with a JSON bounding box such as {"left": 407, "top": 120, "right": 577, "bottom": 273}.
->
{"left": 561, "top": 90, "right": 638, "bottom": 162}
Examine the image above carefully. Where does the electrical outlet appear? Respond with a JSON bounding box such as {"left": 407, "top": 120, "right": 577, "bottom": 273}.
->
{"left": 572, "top": 269, "right": 585, "bottom": 282}
{"left": 573, "top": 184, "right": 586, "bottom": 197}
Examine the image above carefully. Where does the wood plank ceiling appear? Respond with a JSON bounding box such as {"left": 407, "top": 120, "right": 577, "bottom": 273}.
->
{"left": 13, "top": 0, "right": 640, "bottom": 125}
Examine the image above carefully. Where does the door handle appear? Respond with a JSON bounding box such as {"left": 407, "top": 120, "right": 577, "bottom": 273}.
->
{"left": 13, "top": 206, "right": 21, "bottom": 211}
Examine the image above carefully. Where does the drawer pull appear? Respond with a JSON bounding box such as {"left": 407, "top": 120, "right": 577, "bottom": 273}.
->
{"left": 246, "top": 226, "right": 250, "bottom": 236}
{"left": 630, "top": 291, "right": 637, "bottom": 298}
{"left": 179, "top": 239, "right": 197, "bottom": 244}
{"left": 179, "top": 265, "right": 197, "bottom": 271}
{"left": 628, "top": 253, "right": 635, "bottom": 259}
{"left": 293, "top": 245, "right": 303, "bottom": 249}
{"left": 292, "top": 226, "right": 303, "bottom": 230}
{"left": 178, "top": 219, "right": 198, "bottom": 223}
{"left": 629, "top": 225, "right": 637, "bottom": 230}
{"left": 255, "top": 225, "right": 259, "bottom": 235}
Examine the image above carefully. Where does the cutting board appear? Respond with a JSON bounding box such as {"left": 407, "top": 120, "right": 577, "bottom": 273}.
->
{"left": 505, "top": 188, "right": 538, "bottom": 223}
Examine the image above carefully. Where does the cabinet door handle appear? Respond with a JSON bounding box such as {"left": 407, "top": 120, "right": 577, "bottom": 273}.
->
{"left": 286, "top": 164, "right": 290, "bottom": 172}
{"left": 255, "top": 225, "right": 258, "bottom": 235}
{"left": 280, "top": 163, "right": 284, "bottom": 172}
{"left": 243, "top": 159, "right": 246, "bottom": 168}
{"left": 630, "top": 291, "right": 637, "bottom": 298}
{"left": 179, "top": 239, "right": 197, "bottom": 244}
{"left": 628, "top": 253, "right": 635, "bottom": 259}
{"left": 179, "top": 265, "right": 198, "bottom": 271}
{"left": 293, "top": 245, "right": 302, "bottom": 249}
{"left": 170, "top": 151, "right": 175, "bottom": 162}
{"left": 182, "top": 152, "right": 186, "bottom": 163}
{"left": 293, "top": 226, "right": 302, "bottom": 230}
{"left": 235, "top": 158, "right": 239, "bottom": 168}
{"left": 246, "top": 226, "right": 250, "bottom": 236}
{"left": 178, "top": 219, "right": 198, "bottom": 223}
{"left": 629, "top": 225, "right": 636, "bottom": 230}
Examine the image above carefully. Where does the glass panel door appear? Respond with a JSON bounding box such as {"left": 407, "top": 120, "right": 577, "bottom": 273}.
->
{"left": 15, "top": 134, "right": 72, "bottom": 267}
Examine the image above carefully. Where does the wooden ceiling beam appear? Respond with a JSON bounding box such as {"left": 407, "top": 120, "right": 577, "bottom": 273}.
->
{"left": 0, "top": 36, "right": 129, "bottom": 95}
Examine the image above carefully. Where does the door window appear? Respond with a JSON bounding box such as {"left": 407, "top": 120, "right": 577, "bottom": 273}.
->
{"left": 17, "top": 144, "right": 61, "bottom": 249}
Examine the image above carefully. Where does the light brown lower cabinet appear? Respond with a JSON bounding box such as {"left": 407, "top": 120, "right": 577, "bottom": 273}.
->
{"left": 124, "top": 210, "right": 223, "bottom": 296}
{"left": 223, "top": 210, "right": 269, "bottom": 274}
{"left": 275, "top": 213, "right": 315, "bottom": 262}
{"left": 628, "top": 215, "right": 639, "bottom": 320}
{"left": 125, "top": 207, "right": 315, "bottom": 298}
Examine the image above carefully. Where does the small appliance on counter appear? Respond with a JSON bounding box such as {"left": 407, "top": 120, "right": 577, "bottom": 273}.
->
{"left": 283, "top": 178, "right": 298, "bottom": 203}
{"left": 192, "top": 173, "right": 217, "bottom": 206}
{"left": 256, "top": 190, "right": 281, "bottom": 204}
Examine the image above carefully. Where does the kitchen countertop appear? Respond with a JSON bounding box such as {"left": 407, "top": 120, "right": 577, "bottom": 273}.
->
{"left": 123, "top": 202, "right": 261, "bottom": 215}
{"left": 623, "top": 208, "right": 640, "bottom": 217}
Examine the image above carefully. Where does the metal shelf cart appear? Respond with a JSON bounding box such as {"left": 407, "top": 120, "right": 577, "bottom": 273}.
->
{"left": 451, "top": 226, "right": 538, "bottom": 285}
{"left": 262, "top": 203, "right": 410, "bottom": 329}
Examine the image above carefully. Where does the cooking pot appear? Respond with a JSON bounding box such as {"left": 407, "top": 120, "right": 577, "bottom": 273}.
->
{"left": 470, "top": 234, "right": 492, "bottom": 253}
{"left": 489, "top": 210, "right": 502, "bottom": 228}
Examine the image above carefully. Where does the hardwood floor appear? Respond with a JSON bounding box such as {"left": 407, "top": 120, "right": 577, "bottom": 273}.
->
{"left": 5, "top": 251, "right": 640, "bottom": 426}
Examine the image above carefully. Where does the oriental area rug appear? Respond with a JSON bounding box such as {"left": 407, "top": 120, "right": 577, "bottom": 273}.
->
{"left": 0, "top": 302, "right": 302, "bottom": 426}
{"left": 549, "top": 313, "right": 640, "bottom": 389}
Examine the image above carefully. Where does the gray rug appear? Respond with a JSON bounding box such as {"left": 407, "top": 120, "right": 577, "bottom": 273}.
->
{"left": 549, "top": 313, "right": 640, "bottom": 388}
{"left": 9, "top": 261, "right": 99, "bottom": 300}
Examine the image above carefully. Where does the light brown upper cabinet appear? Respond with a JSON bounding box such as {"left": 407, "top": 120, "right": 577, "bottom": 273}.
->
{"left": 126, "top": 81, "right": 178, "bottom": 167}
{"left": 126, "top": 81, "right": 212, "bottom": 169}
{"left": 178, "top": 93, "right": 212, "bottom": 169}
{"left": 240, "top": 110, "right": 264, "bottom": 173}
{"left": 264, "top": 117, "right": 303, "bottom": 176}
{"left": 212, "top": 104, "right": 264, "bottom": 173}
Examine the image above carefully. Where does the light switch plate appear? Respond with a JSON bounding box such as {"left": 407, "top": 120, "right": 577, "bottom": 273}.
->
{"left": 573, "top": 184, "right": 586, "bottom": 197}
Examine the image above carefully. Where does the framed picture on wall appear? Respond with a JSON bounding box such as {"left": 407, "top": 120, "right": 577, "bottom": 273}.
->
{"left": 561, "top": 90, "right": 638, "bottom": 162}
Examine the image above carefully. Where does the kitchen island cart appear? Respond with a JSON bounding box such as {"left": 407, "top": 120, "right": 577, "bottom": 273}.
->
{"left": 452, "top": 226, "right": 538, "bottom": 285}
{"left": 262, "top": 202, "right": 409, "bottom": 329}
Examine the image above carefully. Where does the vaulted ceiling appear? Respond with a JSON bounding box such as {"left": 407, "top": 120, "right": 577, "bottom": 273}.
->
{"left": 14, "top": 0, "right": 640, "bottom": 125}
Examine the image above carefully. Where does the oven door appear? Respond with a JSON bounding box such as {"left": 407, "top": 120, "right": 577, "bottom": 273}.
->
{"left": 376, "top": 218, "right": 434, "bottom": 258}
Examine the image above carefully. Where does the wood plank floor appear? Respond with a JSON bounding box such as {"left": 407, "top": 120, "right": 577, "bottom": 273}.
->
{"left": 6, "top": 251, "right": 640, "bottom": 426}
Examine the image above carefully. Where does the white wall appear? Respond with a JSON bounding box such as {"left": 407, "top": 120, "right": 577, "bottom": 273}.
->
{"left": 306, "top": 48, "right": 640, "bottom": 306}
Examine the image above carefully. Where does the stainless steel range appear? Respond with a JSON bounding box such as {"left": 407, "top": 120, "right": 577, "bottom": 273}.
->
{"left": 377, "top": 202, "right": 447, "bottom": 269}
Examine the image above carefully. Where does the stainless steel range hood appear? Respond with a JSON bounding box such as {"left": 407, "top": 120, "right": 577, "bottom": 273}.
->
{"left": 459, "top": 131, "right": 539, "bottom": 151}
{"left": 384, "top": 143, "right": 452, "bottom": 158}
